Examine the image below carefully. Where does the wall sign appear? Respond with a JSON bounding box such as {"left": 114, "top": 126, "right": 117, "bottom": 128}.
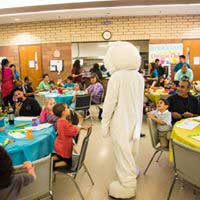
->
{"left": 50, "top": 60, "right": 63, "bottom": 74}
{"left": 149, "top": 43, "right": 183, "bottom": 64}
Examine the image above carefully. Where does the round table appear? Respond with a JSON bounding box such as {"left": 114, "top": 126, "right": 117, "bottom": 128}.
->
{"left": 35, "top": 90, "right": 86, "bottom": 106}
{"left": 147, "top": 88, "right": 170, "bottom": 103}
{"left": 0, "top": 118, "right": 56, "bottom": 166}
{"left": 170, "top": 119, "right": 200, "bottom": 161}
{"left": 35, "top": 90, "right": 74, "bottom": 106}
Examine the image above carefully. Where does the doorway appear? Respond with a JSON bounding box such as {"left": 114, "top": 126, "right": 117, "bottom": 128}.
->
{"left": 19, "top": 45, "right": 43, "bottom": 89}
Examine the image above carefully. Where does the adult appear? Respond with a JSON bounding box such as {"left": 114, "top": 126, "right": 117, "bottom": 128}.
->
{"left": 155, "top": 59, "right": 166, "bottom": 77}
{"left": 1, "top": 59, "right": 15, "bottom": 111}
{"left": 71, "top": 60, "right": 84, "bottom": 83}
{"left": 174, "top": 55, "right": 191, "bottom": 73}
{"left": 86, "top": 73, "right": 104, "bottom": 119}
{"left": 13, "top": 88, "right": 41, "bottom": 116}
{"left": 23, "top": 76, "right": 35, "bottom": 98}
{"left": 90, "top": 63, "right": 103, "bottom": 80}
{"left": 10, "top": 64, "right": 20, "bottom": 81}
{"left": 174, "top": 64, "right": 193, "bottom": 81}
{"left": 102, "top": 42, "right": 144, "bottom": 198}
{"left": 147, "top": 62, "right": 158, "bottom": 86}
{"left": 167, "top": 80, "right": 198, "bottom": 124}
{"left": 37, "top": 74, "right": 51, "bottom": 90}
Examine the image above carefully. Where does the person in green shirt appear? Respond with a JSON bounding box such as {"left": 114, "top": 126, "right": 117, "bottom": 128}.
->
{"left": 174, "top": 64, "right": 193, "bottom": 82}
{"left": 37, "top": 74, "right": 51, "bottom": 90}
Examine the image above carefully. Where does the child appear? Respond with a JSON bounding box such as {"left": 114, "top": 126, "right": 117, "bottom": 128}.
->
{"left": 40, "top": 98, "right": 58, "bottom": 128}
{"left": 49, "top": 81, "right": 57, "bottom": 91}
{"left": 147, "top": 98, "right": 172, "bottom": 148}
{"left": 53, "top": 103, "right": 89, "bottom": 170}
{"left": 85, "top": 73, "right": 104, "bottom": 119}
{"left": 0, "top": 146, "right": 36, "bottom": 200}
{"left": 70, "top": 83, "right": 83, "bottom": 110}
{"left": 64, "top": 76, "right": 75, "bottom": 89}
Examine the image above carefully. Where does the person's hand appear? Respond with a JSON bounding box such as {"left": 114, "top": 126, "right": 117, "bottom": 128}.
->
{"left": 182, "top": 112, "right": 194, "bottom": 118}
{"left": 75, "top": 91, "right": 79, "bottom": 96}
{"left": 147, "top": 112, "right": 154, "bottom": 119}
{"left": 15, "top": 102, "right": 22, "bottom": 112}
{"left": 82, "top": 125, "right": 92, "bottom": 130}
{"left": 23, "top": 161, "right": 32, "bottom": 169}
{"left": 172, "top": 112, "right": 182, "bottom": 119}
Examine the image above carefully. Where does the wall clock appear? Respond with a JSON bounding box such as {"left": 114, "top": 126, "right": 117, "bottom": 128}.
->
{"left": 102, "top": 30, "right": 112, "bottom": 40}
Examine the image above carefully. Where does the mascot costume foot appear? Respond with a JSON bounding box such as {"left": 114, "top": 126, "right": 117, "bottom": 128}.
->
{"left": 102, "top": 42, "right": 144, "bottom": 199}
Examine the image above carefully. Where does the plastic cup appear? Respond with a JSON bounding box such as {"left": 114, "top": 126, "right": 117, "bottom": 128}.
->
{"left": 26, "top": 129, "right": 33, "bottom": 139}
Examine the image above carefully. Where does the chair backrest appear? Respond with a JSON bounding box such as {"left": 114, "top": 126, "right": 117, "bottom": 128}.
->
{"left": 14, "top": 154, "right": 53, "bottom": 200}
{"left": 75, "top": 94, "right": 91, "bottom": 111}
{"left": 147, "top": 118, "right": 159, "bottom": 149}
{"left": 172, "top": 139, "right": 200, "bottom": 188}
{"left": 75, "top": 127, "right": 92, "bottom": 171}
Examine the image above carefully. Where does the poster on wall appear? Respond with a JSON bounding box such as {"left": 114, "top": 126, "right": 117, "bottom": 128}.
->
{"left": 149, "top": 43, "right": 183, "bottom": 65}
{"left": 50, "top": 60, "right": 64, "bottom": 73}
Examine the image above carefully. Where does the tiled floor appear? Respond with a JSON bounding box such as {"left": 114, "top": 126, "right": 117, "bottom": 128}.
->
{"left": 53, "top": 112, "right": 200, "bottom": 200}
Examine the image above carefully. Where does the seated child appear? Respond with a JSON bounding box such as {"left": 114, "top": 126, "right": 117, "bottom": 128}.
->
{"left": 40, "top": 98, "right": 58, "bottom": 128}
{"left": 64, "top": 76, "right": 75, "bottom": 89}
{"left": 49, "top": 81, "right": 57, "bottom": 91}
{"left": 0, "top": 146, "right": 36, "bottom": 200}
{"left": 52, "top": 103, "right": 88, "bottom": 170}
{"left": 70, "top": 83, "right": 83, "bottom": 110}
{"left": 147, "top": 98, "right": 172, "bottom": 148}
{"left": 85, "top": 73, "right": 104, "bottom": 119}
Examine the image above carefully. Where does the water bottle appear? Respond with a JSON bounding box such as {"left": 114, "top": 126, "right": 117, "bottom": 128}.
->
{"left": 8, "top": 104, "right": 14, "bottom": 125}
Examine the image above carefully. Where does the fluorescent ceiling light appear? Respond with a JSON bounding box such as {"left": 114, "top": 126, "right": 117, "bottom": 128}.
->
{"left": 1, "top": 3, "right": 200, "bottom": 17}
{"left": 0, "top": 0, "right": 105, "bottom": 9}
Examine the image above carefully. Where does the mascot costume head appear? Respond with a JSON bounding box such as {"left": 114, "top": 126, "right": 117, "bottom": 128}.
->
{"left": 102, "top": 41, "right": 144, "bottom": 199}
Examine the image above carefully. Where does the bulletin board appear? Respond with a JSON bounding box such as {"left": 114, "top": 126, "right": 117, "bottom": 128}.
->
{"left": 149, "top": 43, "right": 183, "bottom": 64}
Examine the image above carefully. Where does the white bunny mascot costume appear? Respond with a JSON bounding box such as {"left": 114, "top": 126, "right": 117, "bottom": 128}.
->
{"left": 102, "top": 41, "right": 144, "bottom": 199}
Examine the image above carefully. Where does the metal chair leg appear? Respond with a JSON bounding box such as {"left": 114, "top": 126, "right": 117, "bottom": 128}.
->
{"left": 156, "top": 150, "right": 163, "bottom": 162}
{"left": 144, "top": 150, "right": 160, "bottom": 175}
{"left": 83, "top": 164, "right": 95, "bottom": 185}
{"left": 167, "top": 176, "right": 177, "bottom": 200}
{"left": 49, "top": 190, "right": 54, "bottom": 200}
{"left": 69, "top": 176, "right": 85, "bottom": 200}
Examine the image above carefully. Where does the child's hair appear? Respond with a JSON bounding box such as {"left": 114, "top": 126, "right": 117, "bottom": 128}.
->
{"left": 90, "top": 73, "right": 100, "bottom": 83}
{"left": 49, "top": 80, "right": 55, "bottom": 85}
{"left": 67, "top": 76, "right": 73, "bottom": 81}
{"left": 53, "top": 103, "right": 66, "bottom": 117}
{"left": 44, "top": 98, "right": 55, "bottom": 107}
{"left": 159, "top": 98, "right": 169, "bottom": 106}
{"left": 75, "top": 82, "right": 83, "bottom": 90}
{"left": 0, "top": 146, "right": 14, "bottom": 188}
{"left": 42, "top": 73, "right": 49, "bottom": 79}
{"left": 24, "top": 76, "right": 29, "bottom": 82}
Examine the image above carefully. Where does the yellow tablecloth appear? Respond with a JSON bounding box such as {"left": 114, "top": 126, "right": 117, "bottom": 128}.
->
{"left": 170, "top": 120, "right": 200, "bottom": 161}
{"left": 148, "top": 93, "right": 170, "bottom": 103}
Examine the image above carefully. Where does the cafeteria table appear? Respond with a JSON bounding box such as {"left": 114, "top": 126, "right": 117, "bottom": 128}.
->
{"left": 0, "top": 117, "right": 56, "bottom": 166}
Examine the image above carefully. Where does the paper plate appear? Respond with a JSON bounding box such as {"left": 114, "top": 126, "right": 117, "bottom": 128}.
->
{"left": 14, "top": 117, "right": 36, "bottom": 121}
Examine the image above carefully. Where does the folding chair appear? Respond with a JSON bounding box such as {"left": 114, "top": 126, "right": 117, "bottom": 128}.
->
{"left": 74, "top": 94, "right": 92, "bottom": 120}
{"left": 143, "top": 118, "right": 169, "bottom": 175}
{"left": 167, "top": 140, "right": 200, "bottom": 200}
{"left": 54, "top": 127, "right": 94, "bottom": 200}
{"left": 14, "top": 155, "right": 54, "bottom": 200}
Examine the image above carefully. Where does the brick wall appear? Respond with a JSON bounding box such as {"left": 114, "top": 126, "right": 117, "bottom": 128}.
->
{"left": 0, "top": 15, "right": 200, "bottom": 45}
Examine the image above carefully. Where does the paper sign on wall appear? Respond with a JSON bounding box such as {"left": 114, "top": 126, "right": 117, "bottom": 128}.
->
{"left": 29, "top": 60, "right": 35, "bottom": 68}
{"left": 149, "top": 43, "right": 183, "bottom": 64}
{"left": 194, "top": 57, "right": 200, "bottom": 65}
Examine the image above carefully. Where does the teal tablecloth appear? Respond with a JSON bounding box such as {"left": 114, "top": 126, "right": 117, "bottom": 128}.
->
{"left": 0, "top": 120, "right": 56, "bottom": 166}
